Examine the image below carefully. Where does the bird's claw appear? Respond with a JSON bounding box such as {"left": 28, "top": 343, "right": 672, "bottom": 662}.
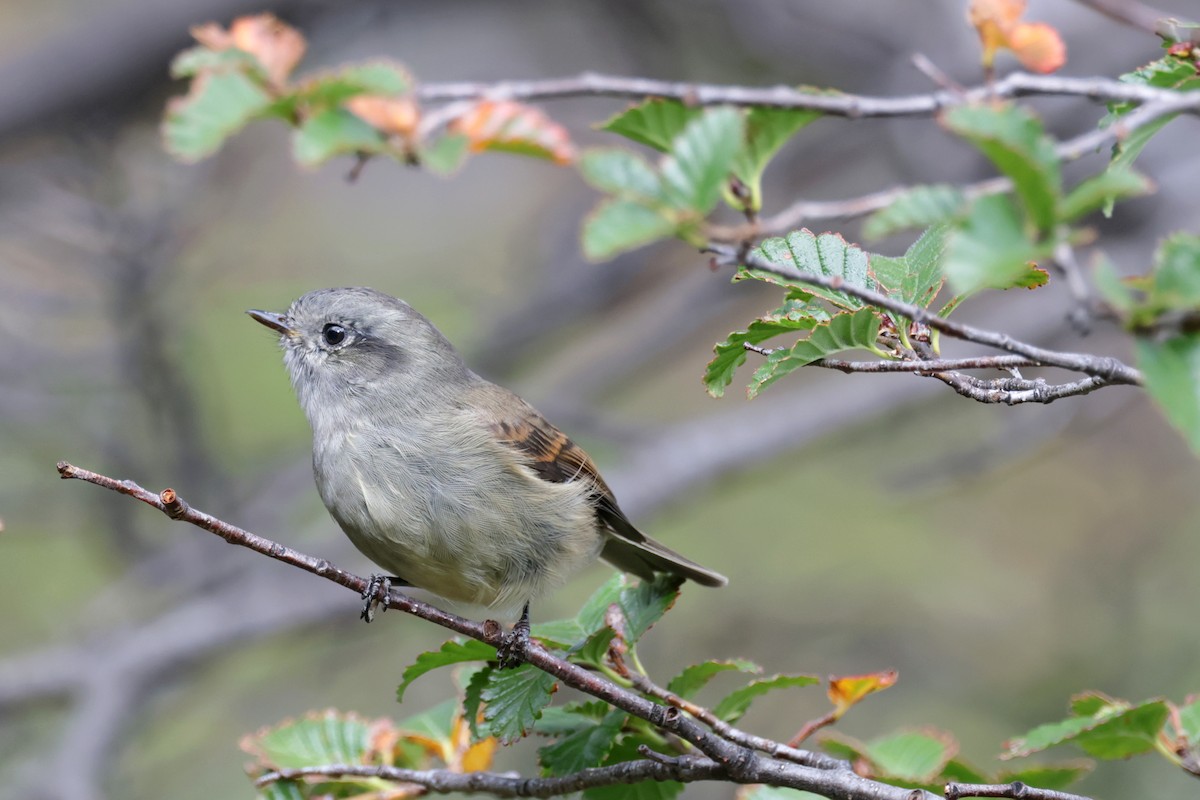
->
{"left": 360, "top": 574, "right": 392, "bottom": 622}
{"left": 495, "top": 603, "right": 531, "bottom": 669}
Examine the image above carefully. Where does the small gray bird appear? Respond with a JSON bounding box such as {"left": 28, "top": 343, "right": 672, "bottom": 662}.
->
{"left": 249, "top": 287, "right": 725, "bottom": 660}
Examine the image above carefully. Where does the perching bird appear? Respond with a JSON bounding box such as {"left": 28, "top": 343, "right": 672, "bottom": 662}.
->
{"left": 249, "top": 287, "right": 725, "bottom": 662}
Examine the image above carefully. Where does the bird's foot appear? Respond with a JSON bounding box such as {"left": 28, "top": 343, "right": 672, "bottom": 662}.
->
{"left": 360, "top": 574, "right": 392, "bottom": 622}
{"left": 495, "top": 602, "right": 531, "bottom": 669}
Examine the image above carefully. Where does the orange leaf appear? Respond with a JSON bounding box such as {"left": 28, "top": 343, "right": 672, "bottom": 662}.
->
{"left": 450, "top": 100, "right": 576, "bottom": 165}
{"left": 1009, "top": 22, "right": 1066, "bottom": 73}
{"left": 190, "top": 13, "right": 305, "bottom": 90}
{"left": 346, "top": 95, "right": 421, "bottom": 137}
{"left": 828, "top": 670, "right": 898, "bottom": 718}
{"left": 967, "top": 0, "right": 1065, "bottom": 73}
{"left": 461, "top": 737, "right": 498, "bottom": 772}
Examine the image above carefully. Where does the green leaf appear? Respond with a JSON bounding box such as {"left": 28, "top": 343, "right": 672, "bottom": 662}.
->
{"left": 1179, "top": 698, "right": 1200, "bottom": 747}
{"left": 940, "top": 758, "right": 989, "bottom": 784}
{"left": 659, "top": 107, "right": 745, "bottom": 212}
{"left": 256, "top": 781, "right": 306, "bottom": 800}
{"left": 481, "top": 664, "right": 558, "bottom": 744}
{"left": 754, "top": 230, "right": 877, "bottom": 310}
{"left": 579, "top": 149, "right": 663, "bottom": 202}
{"left": 943, "top": 194, "right": 1051, "bottom": 294}
{"left": 1003, "top": 698, "right": 1170, "bottom": 759}
{"left": 538, "top": 710, "right": 626, "bottom": 775}
{"left": 943, "top": 105, "right": 1061, "bottom": 233}
{"left": 865, "top": 730, "right": 957, "bottom": 783}
{"left": 583, "top": 737, "right": 684, "bottom": 800}
{"left": 163, "top": 71, "right": 273, "bottom": 161}
{"left": 170, "top": 46, "right": 263, "bottom": 79}
{"left": 1070, "top": 691, "right": 1121, "bottom": 718}
{"left": 748, "top": 308, "right": 882, "bottom": 398}
{"left": 1060, "top": 169, "right": 1153, "bottom": 221}
{"left": 704, "top": 298, "right": 827, "bottom": 397}
{"left": 397, "top": 697, "right": 458, "bottom": 742}
{"left": 895, "top": 223, "right": 950, "bottom": 309}
{"left": 666, "top": 659, "right": 760, "bottom": 699}
{"left": 862, "top": 185, "right": 966, "bottom": 240}
{"left": 737, "top": 788, "right": 825, "bottom": 800}
{"left": 1137, "top": 334, "right": 1200, "bottom": 454}
{"left": 1151, "top": 233, "right": 1200, "bottom": 309}
{"left": 581, "top": 199, "right": 675, "bottom": 261}
{"left": 292, "top": 107, "right": 386, "bottom": 167}
{"left": 397, "top": 639, "right": 497, "bottom": 702}
{"left": 534, "top": 702, "right": 611, "bottom": 736}
{"left": 1093, "top": 257, "right": 1135, "bottom": 314}
{"left": 298, "top": 61, "right": 413, "bottom": 108}
{"left": 619, "top": 573, "right": 682, "bottom": 644}
{"left": 997, "top": 762, "right": 1093, "bottom": 790}
{"left": 598, "top": 99, "right": 701, "bottom": 152}
{"left": 731, "top": 106, "right": 822, "bottom": 210}
{"left": 1103, "top": 55, "right": 1200, "bottom": 203}
{"left": 713, "top": 673, "right": 819, "bottom": 723}
{"left": 1075, "top": 700, "right": 1170, "bottom": 759}
{"left": 462, "top": 664, "right": 492, "bottom": 741}
{"left": 420, "top": 133, "right": 470, "bottom": 175}
{"left": 247, "top": 710, "right": 370, "bottom": 769}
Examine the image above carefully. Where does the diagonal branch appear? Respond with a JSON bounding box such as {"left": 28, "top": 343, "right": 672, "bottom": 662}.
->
{"left": 256, "top": 756, "right": 725, "bottom": 797}
{"left": 56, "top": 461, "right": 952, "bottom": 800}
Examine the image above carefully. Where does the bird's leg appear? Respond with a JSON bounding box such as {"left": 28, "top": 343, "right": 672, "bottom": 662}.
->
{"left": 496, "top": 602, "right": 531, "bottom": 669}
{"left": 360, "top": 574, "right": 401, "bottom": 622}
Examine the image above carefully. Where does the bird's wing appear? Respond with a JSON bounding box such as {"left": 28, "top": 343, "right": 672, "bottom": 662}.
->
{"left": 481, "top": 389, "right": 726, "bottom": 588}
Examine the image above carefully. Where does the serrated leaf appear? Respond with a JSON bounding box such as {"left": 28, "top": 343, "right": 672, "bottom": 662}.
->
{"left": 659, "top": 107, "right": 745, "bottom": 212}
{"left": 943, "top": 194, "right": 1051, "bottom": 294}
{"left": 583, "top": 737, "right": 684, "bottom": 800}
{"left": 900, "top": 224, "right": 950, "bottom": 308}
{"left": 481, "top": 665, "right": 557, "bottom": 743}
{"left": 397, "top": 639, "right": 497, "bottom": 702}
{"left": 1060, "top": 169, "right": 1153, "bottom": 221}
{"left": 538, "top": 710, "right": 626, "bottom": 775}
{"left": 754, "top": 230, "right": 876, "bottom": 310}
{"left": 462, "top": 665, "right": 492, "bottom": 741}
{"left": 1103, "top": 56, "right": 1200, "bottom": 208}
{"left": 1070, "top": 691, "right": 1122, "bottom": 718}
{"left": 731, "top": 106, "right": 822, "bottom": 210}
{"left": 598, "top": 99, "right": 701, "bottom": 152}
{"left": 452, "top": 100, "right": 576, "bottom": 165}
{"left": 582, "top": 199, "right": 675, "bottom": 261}
{"left": 713, "top": 673, "right": 819, "bottom": 723}
{"left": 297, "top": 61, "right": 413, "bottom": 108}
{"left": 292, "top": 107, "right": 386, "bottom": 167}
{"left": 1152, "top": 233, "right": 1200, "bottom": 309}
{"left": 1003, "top": 716, "right": 1106, "bottom": 759}
{"left": 534, "top": 702, "right": 611, "bottom": 736}
{"left": 620, "top": 573, "right": 682, "bottom": 644}
{"left": 748, "top": 308, "right": 882, "bottom": 398}
{"left": 1075, "top": 700, "right": 1170, "bottom": 759}
{"left": 865, "top": 730, "right": 957, "bottom": 783}
{"left": 580, "top": 149, "right": 663, "bottom": 202}
{"left": 163, "top": 71, "right": 273, "bottom": 161}
{"left": 943, "top": 104, "right": 1061, "bottom": 233}
{"left": 170, "top": 45, "right": 263, "bottom": 79}
{"left": 828, "top": 670, "right": 898, "bottom": 718}
{"left": 997, "top": 762, "right": 1093, "bottom": 790}
{"left": 1179, "top": 697, "right": 1200, "bottom": 746}
{"left": 667, "top": 659, "right": 761, "bottom": 699}
{"left": 398, "top": 697, "right": 458, "bottom": 744}
{"left": 1137, "top": 334, "right": 1200, "bottom": 454}
{"left": 243, "top": 710, "right": 371, "bottom": 769}
{"left": 863, "top": 185, "right": 966, "bottom": 240}
{"left": 420, "top": 133, "right": 470, "bottom": 175}
{"left": 705, "top": 299, "right": 826, "bottom": 397}
{"left": 574, "top": 574, "right": 627, "bottom": 634}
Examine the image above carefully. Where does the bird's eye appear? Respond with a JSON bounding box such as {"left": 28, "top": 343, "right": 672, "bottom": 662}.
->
{"left": 322, "top": 323, "right": 347, "bottom": 346}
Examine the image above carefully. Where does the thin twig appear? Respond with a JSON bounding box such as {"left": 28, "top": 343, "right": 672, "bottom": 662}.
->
{"left": 930, "top": 372, "right": 1112, "bottom": 405}
{"left": 709, "top": 244, "right": 1143, "bottom": 386}
{"left": 796, "top": 355, "right": 1040, "bottom": 373}
{"left": 256, "top": 756, "right": 724, "bottom": 797}
{"left": 945, "top": 781, "right": 1093, "bottom": 800}
{"left": 1073, "top": 0, "right": 1200, "bottom": 41}
{"left": 416, "top": 71, "right": 1200, "bottom": 117}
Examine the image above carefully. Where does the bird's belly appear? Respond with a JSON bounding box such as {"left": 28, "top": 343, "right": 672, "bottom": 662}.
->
{"left": 315, "top": 430, "right": 601, "bottom": 611}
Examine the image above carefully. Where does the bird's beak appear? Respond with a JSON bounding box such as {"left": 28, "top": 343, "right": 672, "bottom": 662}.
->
{"left": 247, "top": 309, "right": 297, "bottom": 337}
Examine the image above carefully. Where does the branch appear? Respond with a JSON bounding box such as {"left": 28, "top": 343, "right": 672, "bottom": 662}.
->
{"left": 416, "top": 71, "right": 1200, "bottom": 117}
{"left": 57, "top": 461, "right": 952, "bottom": 800}
{"left": 1074, "top": 0, "right": 1200, "bottom": 41}
{"left": 945, "top": 781, "right": 1093, "bottom": 800}
{"left": 782, "top": 354, "right": 1041, "bottom": 373}
{"left": 709, "top": 244, "right": 1143, "bottom": 386}
{"left": 257, "top": 756, "right": 724, "bottom": 797}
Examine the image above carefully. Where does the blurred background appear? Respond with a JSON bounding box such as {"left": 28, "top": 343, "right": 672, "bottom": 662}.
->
{"left": 2, "top": 1, "right": 1199, "bottom": 798}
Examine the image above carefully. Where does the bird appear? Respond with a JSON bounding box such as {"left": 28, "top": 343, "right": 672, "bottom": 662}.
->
{"left": 248, "top": 287, "right": 726, "bottom": 664}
